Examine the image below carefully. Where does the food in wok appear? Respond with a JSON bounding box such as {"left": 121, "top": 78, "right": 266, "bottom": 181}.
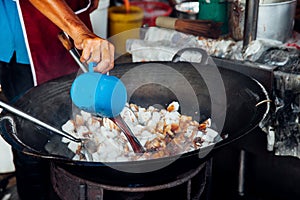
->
{"left": 62, "top": 101, "right": 222, "bottom": 162}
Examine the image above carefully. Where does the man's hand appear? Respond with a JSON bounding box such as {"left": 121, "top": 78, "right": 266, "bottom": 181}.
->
{"left": 75, "top": 33, "right": 115, "bottom": 74}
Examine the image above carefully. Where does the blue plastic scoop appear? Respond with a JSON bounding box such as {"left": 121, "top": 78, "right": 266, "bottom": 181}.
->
{"left": 70, "top": 63, "right": 127, "bottom": 118}
{"left": 57, "top": 32, "right": 127, "bottom": 118}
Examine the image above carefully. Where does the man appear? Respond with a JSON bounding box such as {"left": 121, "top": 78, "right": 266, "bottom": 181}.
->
{"left": 1, "top": 0, "right": 115, "bottom": 102}
{"left": 0, "top": 0, "right": 115, "bottom": 198}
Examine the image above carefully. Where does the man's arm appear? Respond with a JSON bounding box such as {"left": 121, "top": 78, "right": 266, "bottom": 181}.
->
{"left": 29, "top": 0, "right": 114, "bottom": 73}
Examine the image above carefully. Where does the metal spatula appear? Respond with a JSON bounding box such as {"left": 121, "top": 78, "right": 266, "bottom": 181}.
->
{"left": 0, "top": 100, "right": 96, "bottom": 161}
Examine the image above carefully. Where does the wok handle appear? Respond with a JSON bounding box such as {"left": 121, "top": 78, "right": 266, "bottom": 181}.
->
{"left": 0, "top": 101, "right": 81, "bottom": 143}
{"left": 0, "top": 116, "right": 32, "bottom": 152}
{"left": 0, "top": 116, "right": 78, "bottom": 160}
{"left": 172, "top": 47, "right": 209, "bottom": 65}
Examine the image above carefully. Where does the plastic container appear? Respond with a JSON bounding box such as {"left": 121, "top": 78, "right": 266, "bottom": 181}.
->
{"left": 130, "top": 1, "right": 173, "bottom": 26}
{"left": 198, "top": 0, "right": 228, "bottom": 34}
{"left": 90, "top": 0, "right": 110, "bottom": 38}
{"left": 108, "top": 5, "right": 144, "bottom": 36}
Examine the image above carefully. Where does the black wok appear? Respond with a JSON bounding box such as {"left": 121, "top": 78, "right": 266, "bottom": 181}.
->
{"left": 0, "top": 61, "right": 270, "bottom": 186}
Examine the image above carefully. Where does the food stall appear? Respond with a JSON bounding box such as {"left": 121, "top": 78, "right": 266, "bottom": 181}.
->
{"left": 0, "top": 0, "right": 299, "bottom": 199}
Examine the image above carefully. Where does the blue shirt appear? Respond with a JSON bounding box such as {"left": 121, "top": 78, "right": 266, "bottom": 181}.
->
{"left": 0, "top": 0, "right": 29, "bottom": 64}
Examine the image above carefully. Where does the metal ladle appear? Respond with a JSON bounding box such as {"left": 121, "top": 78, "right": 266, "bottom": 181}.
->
{"left": 58, "top": 32, "right": 145, "bottom": 154}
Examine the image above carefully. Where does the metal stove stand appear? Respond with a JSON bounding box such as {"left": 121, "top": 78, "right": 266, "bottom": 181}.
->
{"left": 50, "top": 159, "right": 213, "bottom": 200}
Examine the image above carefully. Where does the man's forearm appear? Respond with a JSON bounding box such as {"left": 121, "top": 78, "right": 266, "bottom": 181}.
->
{"left": 28, "top": 0, "right": 94, "bottom": 44}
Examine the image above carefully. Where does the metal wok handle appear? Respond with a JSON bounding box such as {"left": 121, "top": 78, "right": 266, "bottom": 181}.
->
{"left": 0, "top": 115, "right": 34, "bottom": 152}
{"left": 0, "top": 115, "right": 84, "bottom": 161}
{"left": 0, "top": 101, "right": 81, "bottom": 143}
{"left": 172, "top": 47, "right": 210, "bottom": 65}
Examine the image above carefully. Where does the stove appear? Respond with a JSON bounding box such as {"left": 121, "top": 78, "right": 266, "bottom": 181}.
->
{"left": 50, "top": 159, "right": 212, "bottom": 200}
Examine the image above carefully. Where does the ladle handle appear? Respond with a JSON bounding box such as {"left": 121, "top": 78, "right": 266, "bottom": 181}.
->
{"left": 57, "top": 32, "right": 88, "bottom": 72}
{"left": 110, "top": 115, "right": 145, "bottom": 153}
{"left": 0, "top": 101, "right": 81, "bottom": 143}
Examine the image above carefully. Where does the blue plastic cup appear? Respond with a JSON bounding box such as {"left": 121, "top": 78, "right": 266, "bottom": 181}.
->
{"left": 70, "top": 64, "right": 127, "bottom": 118}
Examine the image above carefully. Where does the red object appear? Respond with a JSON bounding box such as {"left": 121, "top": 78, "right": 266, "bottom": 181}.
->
{"left": 130, "top": 1, "right": 173, "bottom": 26}
{"left": 287, "top": 43, "right": 300, "bottom": 50}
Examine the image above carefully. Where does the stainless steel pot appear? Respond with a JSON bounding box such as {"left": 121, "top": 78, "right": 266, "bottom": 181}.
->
{"left": 257, "top": 0, "right": 297, "bottom": 42}
{"left": 229, "top": 0, "right": 297, "bottom": 42}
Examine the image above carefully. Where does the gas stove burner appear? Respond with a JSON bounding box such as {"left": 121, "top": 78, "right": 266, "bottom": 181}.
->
{"left": 257, "top": 48, "right": 300, "bottom": 74}
{"left": 50, "top": 160, "right": 212, "bottom": 200}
